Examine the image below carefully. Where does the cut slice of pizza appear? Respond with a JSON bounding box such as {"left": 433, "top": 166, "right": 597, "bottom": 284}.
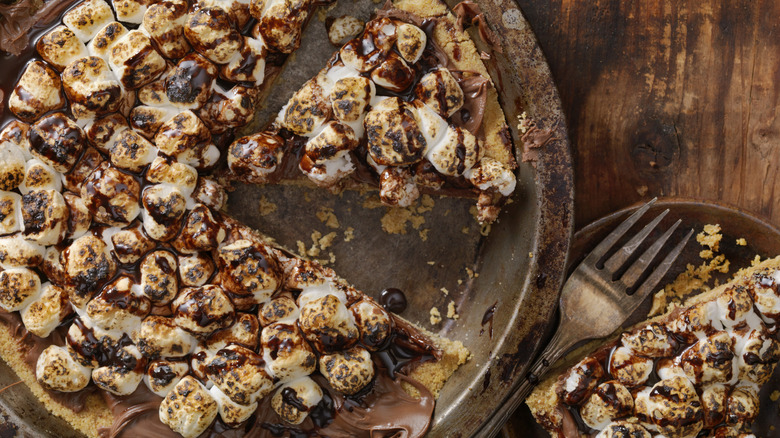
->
{"left": 526, "top": 256, "right": 780, "bottom": 438}
{"left": 0, "top": 0, "right": 485, "bottom": 437}
{"left": 224, "top": 0, "right": 517, "bottom": 224}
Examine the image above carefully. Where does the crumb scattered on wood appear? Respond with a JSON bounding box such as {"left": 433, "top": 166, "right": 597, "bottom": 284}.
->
{"left": 440, "top": 287, "right": 449, "bottom": 296}
{"left": 344, "top": 227, "right": 354, "bottom": 242}
{"left": 447, "top": 301, "right": 459, "bottom": 320}
{"left": 429, "top": 307, "right": 442, "bottom": 325}
{"left": 316, "top": 207, "right": 340, "bottom": 229}
{"left": 258, "top": 196, "right": 277, "bottom": 216}
{"left": 736, "top": 238, "right": 747, "bottom": 246}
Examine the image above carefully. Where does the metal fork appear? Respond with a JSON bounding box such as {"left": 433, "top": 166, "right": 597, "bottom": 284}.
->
{"left": 479, "top": 198, "right": 693, "bottom": 437}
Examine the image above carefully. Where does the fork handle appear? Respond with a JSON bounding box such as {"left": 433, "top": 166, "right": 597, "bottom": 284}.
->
{"left": 475, "top": 326, "right": 580, "bottom": 438}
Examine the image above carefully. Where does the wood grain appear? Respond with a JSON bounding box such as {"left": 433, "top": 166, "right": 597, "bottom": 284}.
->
{"left": 514, "top": 0, "right": 780, "bottom": 230}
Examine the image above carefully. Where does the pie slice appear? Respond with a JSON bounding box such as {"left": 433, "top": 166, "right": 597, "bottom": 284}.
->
{"left": 224, "top": 0, "right": 517, "bottom": 224}
{"left": 0, "top": 0, "right": 503, "bottom": 436}
{"left": 526, "top": 256, "right": 780, "bottom": 438}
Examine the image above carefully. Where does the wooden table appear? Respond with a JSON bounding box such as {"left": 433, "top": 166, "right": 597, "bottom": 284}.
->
{"left": 502, "top": 0, "right": 780, "bottom": 436}
{"left": 515, "top": 0, "right": 780, "bottom": 230}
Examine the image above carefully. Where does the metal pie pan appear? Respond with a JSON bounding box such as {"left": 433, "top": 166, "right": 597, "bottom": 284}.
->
{"left": 0, "top": 0, "right": 573, "bottom": 436}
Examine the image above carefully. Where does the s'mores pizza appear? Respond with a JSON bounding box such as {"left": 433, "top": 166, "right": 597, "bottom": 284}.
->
{"left": 0, "top": 0, "right": 522, "bottom": 436}
{"left": 526, "top": 256, "right": 780, "bottom": 438}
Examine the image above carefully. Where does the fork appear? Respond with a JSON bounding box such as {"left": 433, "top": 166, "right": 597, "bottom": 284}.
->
{"left": 478, "top": 198, "right": 693, "bottom": 437}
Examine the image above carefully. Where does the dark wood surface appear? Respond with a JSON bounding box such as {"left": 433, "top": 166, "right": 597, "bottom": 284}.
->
{"left": 515, "top": 0, "right": 780, "bottom": 230}
{"left": 501, "top": 0, "right": 780, "bottom": 436}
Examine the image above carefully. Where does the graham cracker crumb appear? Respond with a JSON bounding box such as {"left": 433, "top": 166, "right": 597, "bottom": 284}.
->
{"left": 318, "top": 232, "right": 338, "bottom": 250}
{"left": 696, "top": 224, "right": 722, "bottom": 252}
{"left": 751, "top": 255, "right": 762, "bottom": 266}
{"left": 303, "top": 192, "right": 312, "bottom": 202}
{"left": 257, "top": 196, "right": 278, "bottom": 216}
{"left": 344, "top": 227, "right": 355, "bottom": 242}
{"left": 329, "top": 252, "right": 336, "bottom": 264}
{"left": 419, "top": 229, "right": 429, "bottom": 241}
{"left": 416, "top": 194, "right": 435, "bottom": 214}
{"left": 736, "top": 238, "right": 747, "bottom": 246}
{"left": 447, "top": 300, "right": 459, "bottom": 319}
{"left": 466, "top": 267, "right": 476, "bottom": 279}
{"left": 461, "top": 226, "right": 470, "bottom": 234}
{"left": 516, "top": 112, "right": 529, "bottom": 133}
{"left": 316, "top": 207, "right": 340, "bottom": 229}
{"left": 529, "top": 252, "right": 534, "bottom": 258}
{"left": 296, "top": 240, "right": 307, "bottom": 255}
{"left": 480, "top": 223, "right": 492, "bottom": 236}
{"left": 440, "top": 287, "right": 449, "bottom": 296}
{"left": 380, "top": 206, "right": 426, "bottom": 235}
{"left": 430, "top": 307, "right": 442, "bottom": 325}
{"left": 770, "top": 390, "right": 780, "bottom": 402}
{"left": 362, "top": 195, "right": 384, "bottom": 209}
{"left": 427, "top": 261, "right": 436, "bottom": 265}
{"left": 699, "top": 249, "right": 713, "bottom": 259}
{"left": 457, "top": 279, "right": 462, "bottom": 285}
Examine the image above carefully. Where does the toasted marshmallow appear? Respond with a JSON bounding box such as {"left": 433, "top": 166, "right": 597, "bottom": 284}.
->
{"left": 204, "top": 313, "right": 260, "bottom": 351}
{"left": 351, "top": 299, "right": 392, "bottom": 351}
{"left": 92, "top": 344, "right": 146, "bottom": 395}
{"left": 173, "top": 285, "right": 236, "bottom": 335}
{"left": 299, "top": 294, "right": 358, "bottom": 353}
{"left": 258, "top": 294, "right": 299, "bottom": 326}
{"left": 21, "top": 282, "right": 71, "bottom": 338}
{"left": 320, "top": 346, "right": 374, "bottom": 395}
{"left": 365, "top": 97, "right": 425, "bottom": 165}
{"left": 142, "top": 184, "right": 187, "bottom": 241}
{"left": 174, "top": 205, "right": 226, "bottom": 253}
{"left": 621, "top": 323, "right": 676, "bottom": 357}
{"left": 87, "top": 22, "right": 129, "bottom": 62}
{"left": 281, "top": 79, "right": 330, "bottom": 136}
{"left": 220, "top": 37, "right": 266, "bottom": 85}
{"left": 748, "top": 273, "right": 780, "bottom": 322}
{"left": 371, "top": 52, "right": 414, "bottom": 93}
{"left": 109, "top": 129, "right": 158, "bottom": 172}
{"left": 0, "top": 121, "right": 32, "bottom": 160}
{"left": 716, "top": 287, "right": 756, "bottom": 328}
{"left": 426, "top": 125, "right": 480, "bottom": 177}
{"left": 9, "top": 61, "right": 65, "bottom": 122}
{"left": 595, "top": 422, "right": 651, "bottom": 438}
{"left": 304, "top": 121, "right": 358, "bottom": 165}
{"left": 146, "top": 156, "right": 199, "bottom": 195}
{"left": 190, "top": 347, "right": 213, "bottom": 381}
{"left": 63, "top": 0, "right": 115, "bottom": 42}
{"left": 64, "top": 147, "right": 105, "bottom": 193}
{"left": 379, "top": 167, "right": 420, "bottom": 207}
{"left": 113, "top": 0, "right": 154, "bottom": 23}
{"left": 217, "top": 239, "right": 280, "bottom": 302}
{"left": 41, "top": 247, "right": 66, "bottom": 286}
{"left": 62, "top": 193, "right": 91, "bottom": 240}
{"left": 135, "top": 316, "right": 197, "bottom": 358}
{"left": 285, "top": 259, "right": 328, "bottom": 290}
{"left": 65, "top": 317, "right": 112, "bottom": 366}
{"left": 185, "top": 7, "right": 242, "bottom": 64}
{"left": 262, "top": 323, "right": 316, "bottom": 382}
{"left": 202, "top": 0, "right": 252, "bottom": 28}
{"left": 20, "top": 158, "right": 61, "bottom": 194}
{"left": 416, "top": 68, "right": 465, "bottom": 117}
{"left": 272, "top": 376, "right": 323, "bottom": 425}
{"left": 154, "top": 110, "right": 217, "bottom": 168}
{"left": 130, "top": 105, "right": 179, "bottom": 139}
{"left": 0, "top": 143, "right": 24, "bottom": 193}
{"left": 210, "top": 85, "right": 258, "bottom": 128}
{"left": 330, "top": 76, "right": 374, "bottom": 123}
{"left": 0, "top": 235, "right": 45, "bottom": 268}
{"left": 61, "top": 58, "right": 126, "bottom": 122}
{"left": 192, "top": 178, "right": 227, "bottom": 211}
{"left": 227, "top": 132, "right": 285, "bottom": 184}
{"left": 21, "top": 189, "right": 69, "bottom": 246}
{"left": 36, "top": 25, "right": 89, "bottom": 71}
{"left": 29, "top": 113, "right": 86, "bottom": 173}
{"left": 86, "top": 276, "right": 151, "bottom": 332}
{"left": 165, "top": 54, "right": 218, "bottom": 110}
{"left": 466, "top": 157, "right": 517, "bottom": 197}
{"left": 111, "top": 223, "right": 155, "bottom": 264}
{"left": 210, "top": 384, "right": 257, "bottom": 427}
{"left": 178, "top": 253, "right": 216, "bottom": 287}
{"left": 0, "top": 267, "right": 41, "bottom": 312}
{"left": 701, "top": 383, "right": 728, "bottom": 428}
{"left": 396, "top": 23, "right": 426, "bottom": 64}
{"left": 143, "top": 0, "right": 191, "bottom": 59}
{"left": 251, "top": 0, "right": 309, "bottom": 53}
{"left": 36, "top": 345, "right": 92, "bottom": 392}
{"left": 145, "top": 359, "right": 189, "bottom": 397}
{"left": 643, "top": 376, "right": 704, "bottom": 438}
{"left": 63, "top": 234, "right": 117, "bottom": 300}
{"left": 84, "top": 113, "right": 129, "bottom": 154}
{"left": 140, "top": 251, "right": 179, "bottom": 304}
{"left": 110, "top": 30, "right": 166, "bottom": 89}
{"left": 327, "top": 15, "right": 363, "bottom": 46}
{"left": 726, "top": 383, "right": 759, "bottom": 425}
{"left": 0, "top": 191, "right": 22, "bottom": 235}
{"left": 736, "top": 325, "right": 780, "bottom": 385}
{"left": 556, "top": 356, "right": 605, "bottom": 406}
{"left": 579, "top": 380, "right": 633, "bottom": 430}
{"left": 339, "top": 31, "right": 390, "bottom": 73}
{"left": 206, "top": 344, "right": 273, "bottom": 405}
{"left": 160, "top": 376, "right": 219, "bottom": 438}
{"left": 81, "top": 162, "right": 141, "bottom": 226}
{"left": 680, "top": 331, "right": 734, "bottom": 385}
{"left": 607, "top": 345, "right": 653, "bottom": 387}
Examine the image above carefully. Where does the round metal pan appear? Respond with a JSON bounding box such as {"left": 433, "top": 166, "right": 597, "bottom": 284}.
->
{"left": 0, "top": 0, "right": 573, "bottom": 436}
{"left": 503, "top": 198, "right": 780, "bottom": 438}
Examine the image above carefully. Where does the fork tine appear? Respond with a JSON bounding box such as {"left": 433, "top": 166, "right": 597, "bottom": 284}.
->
{"left": 619, "top": 218, "right": 682, "bottom": 289}
{"left": 631, "top": 228, "right": 695, "bottom": 299}
{"left": 603, "top": 208, "right": 669, "bottom": 274}
{"left": 585, "top": 198, "right": 657, "bottom": 263}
